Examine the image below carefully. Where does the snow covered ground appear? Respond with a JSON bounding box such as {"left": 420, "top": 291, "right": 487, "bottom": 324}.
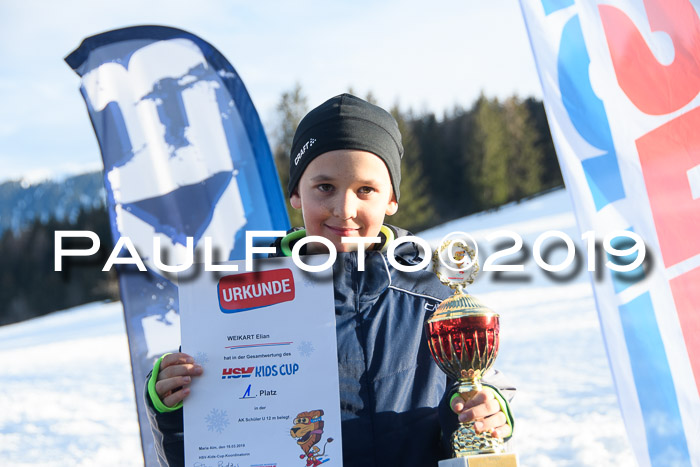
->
{"left": 0, "top": 188, "right": 637, "bottom": 466}
{"left": 0, "top": 302, "right": 142, "bottom": 466}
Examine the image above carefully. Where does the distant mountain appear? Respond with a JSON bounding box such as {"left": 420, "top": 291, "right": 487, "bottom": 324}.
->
{"left": 0, "top": 171, "right": 105, "bottom": 237}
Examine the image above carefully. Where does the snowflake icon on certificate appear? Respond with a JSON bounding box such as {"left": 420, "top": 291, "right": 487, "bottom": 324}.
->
{"left": 205, "top": 408, "right": 230, "bottom": 433}
{"left": 298, "top": 340, "right": 315, "bottom": 357}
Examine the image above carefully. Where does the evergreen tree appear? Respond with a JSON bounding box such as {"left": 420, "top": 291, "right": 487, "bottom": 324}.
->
{"left": 455, "top": 108, "right": 483, "bottom": 215}
{"left": 525, "top": 97, "right": 563, "bottom": 189}
{"left": 502, "top": 96, "right": 544, "bottom": 200}
{"left": 364, "top": 90, "right": 378, "bottom": 105}
{"left": 473, "top": 95, "right": 510, "bottom": 208}
{"left": 443, "top": 109, "right": 482, "bottom": 217}
{"left": 411, "top": 113, "right": 454, "bottom": 220}
{"left": 389, "top": 106, "right": 438, "bottom": 232}
{"left": 272, "top": 83, "right": 308, "bottom": 227}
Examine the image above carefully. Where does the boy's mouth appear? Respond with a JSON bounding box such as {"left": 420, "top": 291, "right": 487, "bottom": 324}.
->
{"left": 324, "top": 225, "right": 360, "bottom": 236}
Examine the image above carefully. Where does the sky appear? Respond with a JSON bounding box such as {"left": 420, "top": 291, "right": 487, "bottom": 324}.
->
{"left": 0, "top": 0, "right": 542, "bottom": 183}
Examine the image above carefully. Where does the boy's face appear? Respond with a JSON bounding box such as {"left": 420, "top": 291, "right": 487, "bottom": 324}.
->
{"left": 290, "top": 149, "right": 398, "bottom": 253}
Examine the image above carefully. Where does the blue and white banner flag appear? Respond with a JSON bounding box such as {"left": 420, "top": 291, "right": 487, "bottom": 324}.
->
{"left": 66, "top": 26, "right": 289, "bottom": 464}
{"left": 520, "top": 1, "right": 700, "bottom": 465}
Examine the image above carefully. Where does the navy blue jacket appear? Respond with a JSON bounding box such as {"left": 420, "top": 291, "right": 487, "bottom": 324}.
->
{"left": 145, "top": 226, "right": 515, "bottom": 466}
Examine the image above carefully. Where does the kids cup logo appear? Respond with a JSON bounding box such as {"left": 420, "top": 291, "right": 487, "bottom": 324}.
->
{"left": 218, "top": 269, "right": 295, "bottom": 313}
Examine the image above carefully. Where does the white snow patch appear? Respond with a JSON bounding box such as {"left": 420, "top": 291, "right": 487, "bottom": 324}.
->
{"left": 0, "top": 302, "right": 142, "bottom": 466}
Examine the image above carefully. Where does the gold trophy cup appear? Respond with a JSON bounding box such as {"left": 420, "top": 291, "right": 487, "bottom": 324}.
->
{"left": 425, "top": 239, "right": 517, "bottom": 467}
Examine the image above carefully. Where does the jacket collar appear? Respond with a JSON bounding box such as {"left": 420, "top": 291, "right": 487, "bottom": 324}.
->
{"left": 272, "top": 224, "right": 426, "bottom": 265}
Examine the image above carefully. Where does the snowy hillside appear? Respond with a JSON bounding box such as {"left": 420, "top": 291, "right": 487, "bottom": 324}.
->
{"left": 0, "top": 188, "right": 636, "bottom": 466}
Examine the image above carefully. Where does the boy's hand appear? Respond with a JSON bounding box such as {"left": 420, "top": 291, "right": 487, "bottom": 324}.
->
{"left": 450, "top": 387, "right": 511, "bottom": 439}
{"left": 155, "top": 352, "right": 203, "bottom": 407}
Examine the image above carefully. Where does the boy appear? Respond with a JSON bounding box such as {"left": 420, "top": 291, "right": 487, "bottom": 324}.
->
{"left": 146, "top": 94, "right": 514, "bottom": 466}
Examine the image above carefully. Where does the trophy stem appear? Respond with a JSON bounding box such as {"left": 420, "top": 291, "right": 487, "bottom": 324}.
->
{"left": 457, "top": 378, "right": 482, "bottom": 402}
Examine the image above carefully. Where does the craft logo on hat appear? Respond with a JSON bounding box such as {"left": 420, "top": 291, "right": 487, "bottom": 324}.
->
{"left": 293, "top": 138, "right": 316, "bottom": 166}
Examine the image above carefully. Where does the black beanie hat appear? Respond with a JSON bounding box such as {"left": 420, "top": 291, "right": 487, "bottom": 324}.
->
{"left": 288, "top": 93, "right": 404, "bottom": 200}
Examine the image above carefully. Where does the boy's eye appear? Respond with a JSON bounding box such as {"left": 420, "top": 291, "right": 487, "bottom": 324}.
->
{"left": 358, "top": 186, "right": 375, "bottom": 195}
{"left": 317, "top": 184, "right": 333, "bottom": 192}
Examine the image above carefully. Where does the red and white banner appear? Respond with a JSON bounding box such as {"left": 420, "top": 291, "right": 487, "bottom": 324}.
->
{"left": 520, "top": 1, "right": 700, "bottom": 465}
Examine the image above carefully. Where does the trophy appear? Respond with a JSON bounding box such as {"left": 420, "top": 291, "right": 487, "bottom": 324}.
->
{"left": 425, "top": 239, "right": 517, "bottom": 466}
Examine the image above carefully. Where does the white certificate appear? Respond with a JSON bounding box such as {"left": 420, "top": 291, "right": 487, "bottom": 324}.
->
{"left": 178, "top": 256, "right": 343, "bottom": 467}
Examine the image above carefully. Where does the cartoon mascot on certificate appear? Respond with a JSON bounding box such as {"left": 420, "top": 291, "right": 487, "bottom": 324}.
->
{"left": 290, "top": 409, "right": 334, "bottom": 466}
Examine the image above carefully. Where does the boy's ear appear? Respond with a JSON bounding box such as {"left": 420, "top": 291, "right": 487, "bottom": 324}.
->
{"left": 290, "top": 190, "right": 302, "bottom": 210}
{"left": 385, "top": 195, "right": 398, "bottom": 216}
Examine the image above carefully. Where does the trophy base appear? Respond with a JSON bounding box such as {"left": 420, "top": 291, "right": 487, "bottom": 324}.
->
{"left": 438, "top": 453, "right": 518, "bottom": 467}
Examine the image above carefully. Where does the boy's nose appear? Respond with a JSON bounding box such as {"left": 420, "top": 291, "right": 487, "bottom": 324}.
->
{"left": 332, "top": 192, "right": 357, "bottom": 219}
